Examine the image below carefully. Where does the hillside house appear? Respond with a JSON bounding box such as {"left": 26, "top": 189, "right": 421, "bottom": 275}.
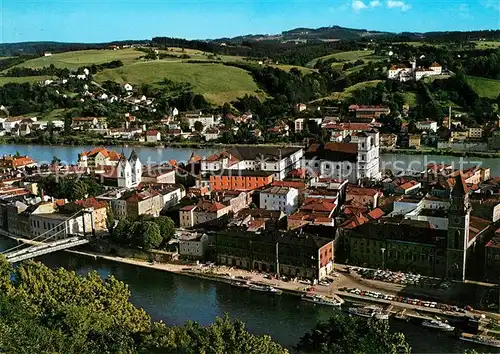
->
{"left": 146, "top": 130, "right": 161, "bottom": 143}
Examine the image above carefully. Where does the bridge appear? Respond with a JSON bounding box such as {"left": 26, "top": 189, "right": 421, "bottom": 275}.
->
{"left": 1, "top": 208, "right": 93, "bottom": 264}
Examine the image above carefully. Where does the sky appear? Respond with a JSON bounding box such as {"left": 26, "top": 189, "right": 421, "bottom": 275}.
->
{"left": 0, "top": 0, "right": 498, "bottom": 43}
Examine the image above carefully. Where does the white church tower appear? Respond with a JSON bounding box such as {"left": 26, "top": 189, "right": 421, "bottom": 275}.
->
{"left": 116, "top": 150, "right": 142, "bottom": 188}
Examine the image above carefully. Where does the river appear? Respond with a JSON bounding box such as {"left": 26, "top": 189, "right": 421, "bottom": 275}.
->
{"left": 1, "top": 144, "right": 499, "bottom": 176}
{"left": 0, "top": 237, "right": 488, "bottom": 353}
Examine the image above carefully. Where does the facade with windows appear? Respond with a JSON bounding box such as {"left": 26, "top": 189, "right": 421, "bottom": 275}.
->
{"left": 259, "top": 186, "right": 299, "bottom": 215}
{"left": 302, "top": 130, "right": 380, "bottom": 184}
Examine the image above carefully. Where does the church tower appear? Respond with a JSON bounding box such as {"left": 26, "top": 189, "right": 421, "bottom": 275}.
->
{"left": 446, "top": 173, "right": 471, "bottom": 281}
{"left": 128, "top": 150, "right": 142, "bottom": 187}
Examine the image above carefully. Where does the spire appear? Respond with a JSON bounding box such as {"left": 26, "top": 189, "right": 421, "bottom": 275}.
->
{"left": 452, "top": 173, "right": 469, "bottom": 197}
{"left": 129, "top": 150, "right": 139, "bottom": 162}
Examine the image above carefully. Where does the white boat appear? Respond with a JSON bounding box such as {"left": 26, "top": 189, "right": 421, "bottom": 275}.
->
{"left": 422, "top": 319, "right": 455, "bottom": 332}
{"left": 348, "top": 305, "right": 388, "bottom": 320}
{"left": 460, "top": 333, "right": 500, "bottom": 348}
{"left": 248, "top": 284, "right": 282, "bottom": 295}
{"left": 230, "top": 281, "right": 250, "bottom": 289}
{"left": 302, "top": 294, "right": 343, "bottom": 307}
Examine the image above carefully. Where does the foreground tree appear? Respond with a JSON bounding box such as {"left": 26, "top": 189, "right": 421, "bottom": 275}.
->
{"left": 0, "top": 258, "right": 288, "bottom": 354}
{"left": 296, "top": 314, "right": 411, "bottom": 354}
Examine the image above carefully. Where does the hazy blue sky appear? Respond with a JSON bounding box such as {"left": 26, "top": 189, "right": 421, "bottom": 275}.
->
{"left": 1, "top": 0, "right": 498, "bottom": 43}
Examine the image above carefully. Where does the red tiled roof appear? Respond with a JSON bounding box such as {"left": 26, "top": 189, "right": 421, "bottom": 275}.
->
{"left": 197, "top": 200, "right": 227, "bottom": 213}
{"left": 146, "top": 130, "right": 160, "bottom": 136}
{"left": 75, "top": 197, "right": 107, "bottom": 209}
{"left": 367, "top": 208, "right": 385, "bottom": 220}
{"left": 301, "top": 198, "right": 336, "bottom": 213}
{"left": 398, "top": 180, "right": 420, "bottom": 191}
{"left": 348, "top": 187, "right": 378, "bottom": 197}
{"left": 469, "top": 216, "right": 491, "bottom": 242}
{"left": 272, "top": 180, "right": 307, "bottom": 190}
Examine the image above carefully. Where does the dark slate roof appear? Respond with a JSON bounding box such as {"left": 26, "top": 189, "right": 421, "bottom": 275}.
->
{"left": 304, "top": 143, "right": 357, "bottom": 162}
{"left": 452, "top": 173, "right": 469, "bottom": 197}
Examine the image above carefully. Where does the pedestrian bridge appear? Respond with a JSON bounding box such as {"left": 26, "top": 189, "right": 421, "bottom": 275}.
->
{"left": 4, "top": 236, "right": 89, "bottom": 263}
{"left": 1, "top": 208, "right": 93, "bottom": 263}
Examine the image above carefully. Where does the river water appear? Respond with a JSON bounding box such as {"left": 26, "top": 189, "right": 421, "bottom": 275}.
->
{"left": 1, "top": 144, "right": 499, "bottom": 176}
{"left": 0, "top": 237, "right": 487, "bottom": 353}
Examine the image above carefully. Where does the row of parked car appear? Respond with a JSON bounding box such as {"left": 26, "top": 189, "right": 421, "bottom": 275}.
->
{"left": 340, "top": 287, "right": 470, "bottom": 313}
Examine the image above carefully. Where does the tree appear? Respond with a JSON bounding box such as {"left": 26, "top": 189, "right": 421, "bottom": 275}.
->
{"left": 154, "top": 216, "right": 175, "bottom": 245}
{"left": 0, "top": 258, "right": 288, "bottom": 354}
{"left": 132, "top": 221, "right": 162, "bottom": 251}
{"left": 194, "top": 120, "right": 204, "bottom": 133}
{"left": 296, "top": 314, "right": 411, "bottom": 354}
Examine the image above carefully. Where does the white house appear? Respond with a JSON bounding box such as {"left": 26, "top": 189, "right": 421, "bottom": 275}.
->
{"left": 44, "top": 52, "right": 53, "bottom": 57}
{"left": 295, "top": 118, "right": 323, "bottom": 133}
{"left": 178, "top": 231, "right": 209, "bottom": 259}
{"left": 146, "top": 130, "right": 161, "bottom": 143}
{"left": 201, "top": 146, "right": 304, "bottom": 181}
{"left": 123, "top": 83, "right": 133, "bottom": 92}
{"left": 259, "top": 186, "right": 299, "bottom": 215}
{"left": 185, "top": 112, "right": 217, "bottom": 130}
{"left": 388, "top": 60, "right": 442, "bottom": 82}
{"left": 172, "top": 107, "right": 179, "bottom": 117}
{"left": 416, "top": 120, "right": 438, "bottom": 133}
{"left": 99, "top": 93, "right": 109, "bottom": 100}
{"left": 203, "top": 127, "right": 220, "bottom": 141}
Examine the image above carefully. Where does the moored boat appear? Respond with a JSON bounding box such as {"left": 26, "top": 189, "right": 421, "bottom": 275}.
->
{"left": 301, "top": 294, "right": 343, "bottom": 307}
{"left": 422, "top": 319, "right": 455, "bottom": 332}
{"left": 459, "top": 333, "right": 500, "bottom": 348}
{"left": 230, "top": 280, "right": 250, "bottom": 289}
{"left": 348, "top": 305, "right": 388, "bottom": 319}
{"left": 248, "top": 283, "right": 282, "bottom": 295}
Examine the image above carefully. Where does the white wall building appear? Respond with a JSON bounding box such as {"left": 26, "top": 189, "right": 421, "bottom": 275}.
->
{"left": 303, "top": 130, "right": 381, "bottom": 183}
{"left": 178, "top": 232, "right": 209, "bottom": 259}
{"left": 201, "top": 147, "right": 303, "bottom": 181}
{"left": 388, "top": 60, "right": 442, "bottom": 82}
{"left": 294, "top": 118, "right": 323, "bottom": 133}
{"left": 259, "top": 186, "right": 299, "bottom": 215}
{"left": 416, "top": 120, "right": 438, "bottom": 133}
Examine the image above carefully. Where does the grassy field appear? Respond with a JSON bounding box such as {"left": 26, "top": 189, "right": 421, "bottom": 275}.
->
{"left": 307, "top": 50, "right": 376, "bottom": 68}
{"left": 473, "top": 41, "right": 500, "bottom": 49}
{"left": 399, "top": 92, "right": 418, "bottom": 107}
{"left": 309, "top": 80, "right": 383, "bottom": 102}
{"left": 10, "top": 48, "right": 144, "bottom": 70}
{"left": 467, "top": 76, "right": 500, "bottom": 99}
{"left": 267, "top": 64, "right": 315, "bottom": 74}
{"left": 0, "top": 75, "right": 54, "bottom": 86}
{"left": 95, "top": 61, "right": 262, "bottom": 105}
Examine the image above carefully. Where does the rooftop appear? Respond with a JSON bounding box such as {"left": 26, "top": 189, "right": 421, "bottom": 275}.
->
{"left": 262, "top": 186, "right": 295, "bottom": 196}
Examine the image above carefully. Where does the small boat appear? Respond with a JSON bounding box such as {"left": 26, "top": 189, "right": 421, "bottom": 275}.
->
{"left": 422, "top": 319, "right": 455, "bottom": 332}
{"left": 348, "top": 305, "right": 388, "bottom": 320}
{"left": 459, "top": 333, "right": 500, "bottom": 348}
{"left": 302, "top": 294, "right": 343, "bottom": 307}
{"left": 230, "top": 281, "right": 250, "bottom": 289}
{"left": 248, "top": 284, "right": 282, "bottom": 295}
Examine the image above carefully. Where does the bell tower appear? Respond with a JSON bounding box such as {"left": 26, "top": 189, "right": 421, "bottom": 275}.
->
{"left": 446, "top": 173, "right": 471, "bottom": 281}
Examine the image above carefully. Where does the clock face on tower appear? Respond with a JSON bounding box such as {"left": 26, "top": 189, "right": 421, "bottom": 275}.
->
{"left": 452, "top": 216, "right": 462, "bottom": 225}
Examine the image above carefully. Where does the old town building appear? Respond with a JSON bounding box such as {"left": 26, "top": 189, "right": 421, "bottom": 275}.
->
{"left": 216, "top": 228, "right": 334, "bottom": 280}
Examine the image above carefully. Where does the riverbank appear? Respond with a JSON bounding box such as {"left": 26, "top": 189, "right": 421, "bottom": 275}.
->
{"left": 381, "top": 147, "right": 500, "bottom": 158}
{"left": 3, "top": 136, "right": 499, "bottom": 159}
{"left": 0, "top": 136, "right": 303, "bottom": 150}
